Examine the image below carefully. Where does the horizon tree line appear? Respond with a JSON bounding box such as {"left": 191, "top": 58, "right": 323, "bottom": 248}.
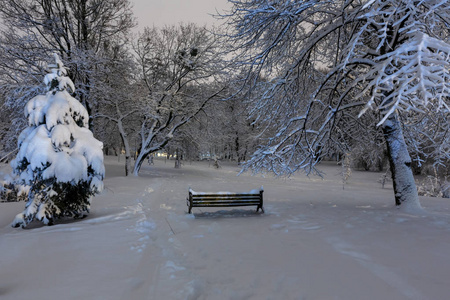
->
{"left": 0, "top": 0, "right": 449, "bottom": 211}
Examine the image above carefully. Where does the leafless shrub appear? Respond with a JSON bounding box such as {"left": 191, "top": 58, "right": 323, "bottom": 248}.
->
{"left": 417, "top": 168, "right": 449, "bottom": 198}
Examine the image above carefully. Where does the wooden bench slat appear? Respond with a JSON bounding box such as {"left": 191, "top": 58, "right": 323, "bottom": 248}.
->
{"left": 192, "top": 201, "right": 262, "bottom": 205}
{"left": 191, "top": 193, "right": 260, "bottom": 197}
{"left": 187, "top": 187, "right": 264, "bottom": 214}
{"left": 192, "top": 203, "right": 262, "bottom": 207}
{"left": 192, "top": 197, "right": 261, "bottom": 201}
{"left": 192, "top": 198, "right": 261, "bottom": 202}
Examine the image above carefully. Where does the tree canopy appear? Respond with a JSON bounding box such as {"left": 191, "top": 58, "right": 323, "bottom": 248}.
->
{"left": 222, "top": 0, "right": 450, "bottom": 209}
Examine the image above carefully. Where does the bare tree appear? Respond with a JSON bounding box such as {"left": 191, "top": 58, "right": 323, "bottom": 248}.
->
{"left": 92, "top": 43, "right": 141, "bottom": 176}
{"left": 192, "top": 90, "right": 260, "bottom": 163}
{"left": 403, "top": 109, "right": 449, "bottom": 175}
{"left": 0, "top": 0, "right": 135, "bottom": 130}
{"left": 132, "top": 24, "right": 225, "bottom": 175}
{"left": 222, "top": 0, "right": 450, "bottom": 210}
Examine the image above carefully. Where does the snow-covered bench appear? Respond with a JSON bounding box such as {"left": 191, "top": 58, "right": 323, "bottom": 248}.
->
{"left": 187, "top": 187, "right": 264, "bottom": 214}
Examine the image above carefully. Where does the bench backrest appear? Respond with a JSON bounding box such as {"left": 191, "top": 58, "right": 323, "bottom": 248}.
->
{"left": 189, "top": 188, "right": 263, "bottom": 207}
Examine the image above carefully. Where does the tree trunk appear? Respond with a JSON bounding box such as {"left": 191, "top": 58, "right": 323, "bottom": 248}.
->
{"left": 174, "top": 148, "right": 181, "bottom": 168}
{"left": 117, "top": 121, "right": 131, "bottom": 176}
{"left": 382, "top": 111, "right": 421, "bottom": 211}
{"left": 133, "top": 150, "right": 147, "bottom": 176}
{"left": 124, "top": 156, "right": 131, "bottom": 177}
{"left": 133, "top": 133, "right": 172, "bottom": 176}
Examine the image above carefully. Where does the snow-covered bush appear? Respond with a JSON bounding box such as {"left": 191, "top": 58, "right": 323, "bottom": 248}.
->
{"left": 351, "top": 144, "right": 387, "bottom": 172}
{"left": 417, "top": 169, "right": 449, "bottom": 199}
{"left": 0, "top": 174, "right": 28, "bottom": 203}
{"left": 10, "top": 54, "right": 104, "bottom": 227}
{"left": 340, "top": 153, "right": 352, "bottom": 189}
{"left": 443, "top": 182, "right": 450, "bottom": 199}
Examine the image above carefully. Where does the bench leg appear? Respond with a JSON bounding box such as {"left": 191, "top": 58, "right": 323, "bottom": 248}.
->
{"left": 256, "top": 206, "right": 264, "bottom": 213}
{"left": 187, "top": 196, "right": 193, "bottom": 214}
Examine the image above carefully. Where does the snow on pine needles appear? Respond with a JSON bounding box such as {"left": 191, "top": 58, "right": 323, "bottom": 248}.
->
{"left": 9, "top": 54, "right": 104, "bottom": 228}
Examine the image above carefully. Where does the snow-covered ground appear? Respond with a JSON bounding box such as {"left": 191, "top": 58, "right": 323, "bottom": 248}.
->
{"left": 1, "top": 156, "right": 450, "bottom": 300}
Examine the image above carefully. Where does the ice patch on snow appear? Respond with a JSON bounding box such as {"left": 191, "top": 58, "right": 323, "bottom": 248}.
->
{"left": 163, "top": 260, "right": 187, "bottom": 278}
{"left": 300, "top": 224, "right": 322, "bottom": 230}
{"left": 160, "top": 204, "right": 172, "bottom": 210}
{"left": 185, "top": 214, "right": 195, "bottom": 219}
{"left": 186, "top": 279, "right": 206, "bottom": 300}
{"left": 136, "top": 220, "right": 156, "bottom": 234}
{"left": 269, "top": 223, "right": 286, "bottom": 230}
{"left": 83, "top": 210, "right": 134, "bottom": 224}
{"left": 356, "top": 205, "right": 372, "bottom": 209}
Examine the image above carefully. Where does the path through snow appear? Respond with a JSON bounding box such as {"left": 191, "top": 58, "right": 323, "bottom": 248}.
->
{"left": 1, "top": 157, "right": 450, "bottom": 299}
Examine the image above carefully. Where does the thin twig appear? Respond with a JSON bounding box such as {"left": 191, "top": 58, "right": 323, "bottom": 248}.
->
{"left": 165, "top": 217, "right": 176, "bottom": 235}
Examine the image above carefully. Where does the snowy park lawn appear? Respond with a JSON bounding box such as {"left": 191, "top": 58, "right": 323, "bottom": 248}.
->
{"left": 1, "top": 156, "right": 450, "bottom": 300}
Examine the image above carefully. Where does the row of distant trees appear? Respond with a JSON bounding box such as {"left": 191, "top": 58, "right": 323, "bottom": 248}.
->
{"left": 0, "top": 0, "right": 449, "bottom": 210}
{"left": 0, "top": 0, "right": 254, "bottom": 176}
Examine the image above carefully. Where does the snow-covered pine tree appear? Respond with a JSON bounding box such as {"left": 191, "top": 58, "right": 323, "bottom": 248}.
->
{"left": 11, "top": 54, "right": 105, "bottom": 228}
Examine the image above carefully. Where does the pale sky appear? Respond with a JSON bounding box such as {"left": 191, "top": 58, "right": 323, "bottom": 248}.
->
{"left": 130, "top": 0, "right": 230, "bottom": 30}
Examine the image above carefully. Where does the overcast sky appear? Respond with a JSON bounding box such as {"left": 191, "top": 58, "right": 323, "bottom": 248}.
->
{"left": 130, "top": 0, "right": 230, "bottom": 30}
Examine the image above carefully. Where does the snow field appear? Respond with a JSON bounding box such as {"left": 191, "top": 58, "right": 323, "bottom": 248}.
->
{"left": 1, "top": 156, "right": 450, "bottom": 299}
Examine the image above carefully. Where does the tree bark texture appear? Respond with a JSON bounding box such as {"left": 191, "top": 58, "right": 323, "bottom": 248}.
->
{"left": 124, "top": 156, "right": 131, "bottom": 177}
{"left": 117, "top": 121, "right": 131, "bottom": 176}
{"left": 382, "top": 111, "right": 421, "bottom": 211}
